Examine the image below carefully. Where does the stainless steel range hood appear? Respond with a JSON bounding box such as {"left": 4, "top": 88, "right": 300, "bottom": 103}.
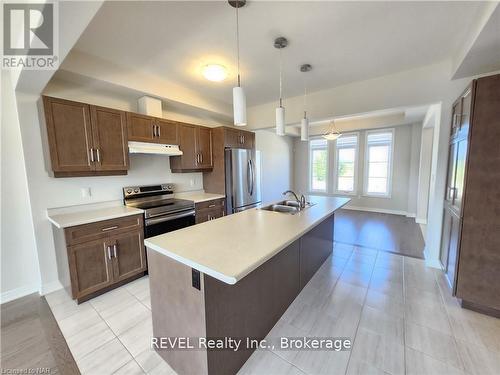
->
{"left": 128, "top": 141, "right": 183, "bottom": 156}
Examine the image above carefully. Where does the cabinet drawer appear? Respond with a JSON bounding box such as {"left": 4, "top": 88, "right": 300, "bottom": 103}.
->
{"left": 196, "top": 207, "right": 224, "bottom": 224}
{"left": 195, "top": 198, "right": 225, "bottom": 211}
{"left": 65, "top": 214, "right": 143, "bottom": 246}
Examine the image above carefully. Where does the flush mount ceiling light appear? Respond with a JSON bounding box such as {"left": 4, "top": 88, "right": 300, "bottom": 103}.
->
{"left": 274, "top": 36, "right": 288, "bottom": 136}
{"left": 300, "top": 64, "right": 312, "bottom": 141}
{"left": 229, "top": 0, "right": 247, "bottom": 126}
{"left": 323, "top": 120, "right": 342, "bottom": 141}
{"left": 202, "top": 64, "right": 228, "bottom": 82}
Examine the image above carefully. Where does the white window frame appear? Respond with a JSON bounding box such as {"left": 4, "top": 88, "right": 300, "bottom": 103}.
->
{"left": 333, "top": 132, "right": 359, "bottom": 196}
{"left": 308, "top": 137, "right": 329, "bottom": 193}
{"left": 363, "top": 128, "right": 394, "bottom": 198}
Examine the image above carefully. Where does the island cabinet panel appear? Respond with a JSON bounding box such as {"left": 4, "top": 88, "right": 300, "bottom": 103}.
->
{"left": 42, "top": 96, "right": 129, "bottom": 177}
{"left": 148, "top": 213, "right": 336, "bottom": 375}
{"left": 299, "top": 214, "right": 335, "bottom": 288}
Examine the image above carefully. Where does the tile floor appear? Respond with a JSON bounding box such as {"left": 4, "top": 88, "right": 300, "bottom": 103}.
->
{"left": 45, "top": 243, "right": 500, "bottom": 375}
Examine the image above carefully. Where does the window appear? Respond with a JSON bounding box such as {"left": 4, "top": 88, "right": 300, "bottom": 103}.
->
{"left": 334, "top": 134, "right": 358, "bottom": 194}
{"left": 364, "top": 130, "right": 393, "bottom": 197}
{"left": 309, "top": 139, "right": 328, "bottom": 192}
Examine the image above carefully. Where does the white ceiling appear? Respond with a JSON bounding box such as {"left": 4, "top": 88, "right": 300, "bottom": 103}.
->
{"left": 71, "top": 1, "right": 486, "bottom": 107}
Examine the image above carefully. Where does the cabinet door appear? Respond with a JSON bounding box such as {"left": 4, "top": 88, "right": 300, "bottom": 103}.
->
{"left": 452, "top": 137, "right": 468, "bottom": 214}
{"left": 196, "top": 126, "right": 213, "bottom": 168}
{"left": 174, "top": 123, "right": 198, "bottom": 169}
{"left": 155, "top": 119, "right": 178, "bottom": 145}
{"left": 110, "top": 231, "right": 146, "bottom": 282}
{"left": 450, "top": 99, "right": 462, "bottom": 138}
{"left": 196, "top": 207, "right": 224, "bottom": 224}
{"left": 446, "top": 211, "right": 461, "bottom": 293}
{"left": 224, "top": 128, "right": 241, "bottom": 148}
{"left": 68, "top": 238, "right": 114, "bottom": 299}
{"left": 459, "top": 87, "right": 472, "bottom": 133}
{"left": 445, "top": 143, "right": 458, "bottom": 204}
{"left": 43, "top": 96, "right": 94, "bottom": 173}
{"left": 127, "top": 113, "right": 155, "bottom": 142}
{"left": 241, "top": 130, "right": 255, "bottom": 149}
{"left": 91, "top": 106, "right": 129, "bottom": 171}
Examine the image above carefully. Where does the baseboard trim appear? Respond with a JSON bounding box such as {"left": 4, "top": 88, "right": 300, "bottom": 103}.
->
{"left": 1, "top": 284, "right": 39, "bottom": 304}
{"left": 415, "top": 217, "right": 428, "bottom": 224}
{"left": 423, "top": 248, "right": 442, "bottom": 269}
{"left": 40, "top": 280, "right": 64, "bottom": 296}
{"left": 406, "top": 213, "right": 416, "bottom": 218}
{"left": 343, "top": 205, "right": 408, "bottom": 216}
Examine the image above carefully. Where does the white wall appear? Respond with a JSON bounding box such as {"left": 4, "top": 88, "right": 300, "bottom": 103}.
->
{"left": 1, "top": 72, "right": 41, "bottom": 303}
{"left": 416, "top": 127, "right": 434, "bottom": 224}
{"left": 407, "top": 123, "right": 422, "bottom": 217}
{"left": 254, "top": 130, "right": 294, "bottom": 204}
{"left": 293, "top": 124, "right": 420, "bottom": 215}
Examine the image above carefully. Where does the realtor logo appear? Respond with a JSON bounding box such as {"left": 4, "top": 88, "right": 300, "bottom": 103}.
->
{"left": 2, "top": 2, "right": 58, "bottom": 69}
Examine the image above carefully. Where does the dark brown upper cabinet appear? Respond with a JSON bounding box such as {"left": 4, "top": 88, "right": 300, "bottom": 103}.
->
{"left": 43, "top": 96, "right": 129, "bottom": 177}
{"left": 170, "top": 123, "right": 213, "bottom": 172}
{"left": 224, "top": 127, "right": 254, "bottom": 149}
{"left": 127, "top": 112, "right": 178, "bottom": 145}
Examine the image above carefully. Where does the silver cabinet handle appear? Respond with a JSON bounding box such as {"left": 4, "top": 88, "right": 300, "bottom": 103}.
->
{"left": 195, "top": 153, "right": 199, "bottom": 164}
{"left": 113, "top": 243, "right": 117, "bottom": 258}
{"left": 242, "top": 135, "right": 245, "bottom": 144}
{"left": 107, "top": 246, "right": 112, "bottom": 260}
{"left": 152, "top": 125, "right": 156, "bottom": 138}
{"left": 157, "top": 125, "right": 161, "bottom": 138}
{"left": 96, "top": 148, "right": 101, "bottom": 163}
{"left": 200, "top": 152, "right": 203, "bottom": 164}
{"left": 207, "top": 214, "right": 211, "bottom": 221}
{"left": 89, "top": 148, "right": 95, "bottom": 163}
{"left": 208, "top": 204, "right": 216, "bottom": 208}
{"left": 102, "top": 225, "right": 118, "bottom": 232}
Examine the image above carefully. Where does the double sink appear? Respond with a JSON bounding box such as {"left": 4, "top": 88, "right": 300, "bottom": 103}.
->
{"left": 260, "top": 200, "right": 316, "bottom": 214}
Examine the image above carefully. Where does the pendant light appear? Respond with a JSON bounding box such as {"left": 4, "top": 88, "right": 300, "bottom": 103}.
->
{"left": 323, "top": 120, "right": 342, "bottom": 141}
{"left": 300, "top": 64, "right": 312, "bottom": 141}
{"left": 274, "top": 37, "right": 288, "bottom": 136}
{"left": 229, "top": 0, "right": 247, "bottom": 126}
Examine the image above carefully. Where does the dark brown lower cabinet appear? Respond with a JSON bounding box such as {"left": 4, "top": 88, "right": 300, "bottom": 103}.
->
{"left": 60, "top": 214, "right": 146, "bottom": 303}
{"left": 440, "top": 208, "right": 461, "bottom": 289}
{"left": 195, "top": 199, "right": 225, "bottom": 224}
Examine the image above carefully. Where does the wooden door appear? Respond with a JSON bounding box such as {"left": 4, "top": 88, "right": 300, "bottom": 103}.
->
{"left": 446, "top": 210, "right": 461, "bottom": 292}
{"left": 155, "top": 119, "right": 178, "bottom": 144}
{"left": 43, "top": 96, "right": 94, "bottom": 173}
{"left": 445, "top": 143, "right": 458, "bottom": 204}
{"left": 241, "top": 130, "right": 255, "bottom": 149}
{"left": 171, "top": 123, "right": 198, "bottom": 170}
{"left": 68, "top": 238, "right": 114, "bottom": 299}
{"left": 452, "top": 137, "right": 468, "bottom": 214}
{"left": 224, "top": 128, "right": 241, "bottom": 148}
{"left": 110, "top": 231, "right": 146, "bottom": 282}
{"left": 91, "top": 106, "right": 129, "bottom": 171}
{"left": 196, "top": 127, "right": 213, "bottom": 168}
{"left": 450, "top": 99, "right": 462, "bottom": 138}
{"left": 127, "top": 112, "right": 155, "bottom": 142}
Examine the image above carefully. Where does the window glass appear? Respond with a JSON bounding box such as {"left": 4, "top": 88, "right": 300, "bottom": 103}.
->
{"left": 365, "top": 131, "right": 393, "bottom": 196}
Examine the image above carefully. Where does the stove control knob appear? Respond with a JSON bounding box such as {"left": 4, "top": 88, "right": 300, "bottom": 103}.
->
{"left": 126, "top": 189, "right": 132, "bottom": 194}
{"left": 134, "top": 189, "right": 139, "bottom": 193}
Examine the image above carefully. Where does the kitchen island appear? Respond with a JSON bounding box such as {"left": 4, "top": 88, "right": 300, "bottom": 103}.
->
{"left": 144, "top": 196, "right": 350, "bottom": 375}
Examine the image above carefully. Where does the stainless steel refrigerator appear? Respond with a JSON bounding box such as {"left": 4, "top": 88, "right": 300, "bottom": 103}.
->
{"left": 225, "top": 148, "right": 262, "bottom": 214}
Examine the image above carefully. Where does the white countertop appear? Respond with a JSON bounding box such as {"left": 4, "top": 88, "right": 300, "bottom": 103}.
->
{"left": 174, "top": 191, "right": 225, "bottom": 203}
{"left": 48, "top": 205, "right": 144, "bottom": 229}
{"left": 145, "top": 196, "right": 350, "bottom": 285}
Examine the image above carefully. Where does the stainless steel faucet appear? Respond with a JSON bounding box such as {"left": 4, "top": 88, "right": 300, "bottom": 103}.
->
{"left": 282, "top": 190, "right": 306, "bottom": 209}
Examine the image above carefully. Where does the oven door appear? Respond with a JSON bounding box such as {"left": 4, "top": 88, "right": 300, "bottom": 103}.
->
{"left": 144, "top": 209, "right": 196, "bottom": 238}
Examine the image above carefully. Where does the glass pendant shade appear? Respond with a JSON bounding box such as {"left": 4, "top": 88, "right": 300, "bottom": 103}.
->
{"left": 301, "top": 116, "right": 309, "bottom": 141}
{"left": 276, "top": 106, "right": 285, "bottom": 136}
{"left": 233, "top": 86, "right": 247, "bottom": 126}
{"left": 323, "top": 132, "right": 341, "bottom": 141}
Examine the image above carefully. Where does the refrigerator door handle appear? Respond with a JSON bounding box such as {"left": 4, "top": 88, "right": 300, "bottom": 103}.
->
{"left": 247, "top": 159, "right": 252, "bottom": 195}
{"left": 249, "top": 159, "right": 255, "bottom": 196}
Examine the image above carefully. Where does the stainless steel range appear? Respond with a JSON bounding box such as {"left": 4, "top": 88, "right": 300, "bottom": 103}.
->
{"left": 123, "top": 183, "right": 195, "bottom": 238}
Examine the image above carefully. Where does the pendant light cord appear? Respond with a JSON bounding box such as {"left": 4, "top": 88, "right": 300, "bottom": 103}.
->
{"left": 303, "top": 75, "right": 307, "bottom": 118}
{"left": 236, "top": 3, "right": 241, "bottom": 87}
{"left": 279, "top": 48, "right": 283, "bottom": 108}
